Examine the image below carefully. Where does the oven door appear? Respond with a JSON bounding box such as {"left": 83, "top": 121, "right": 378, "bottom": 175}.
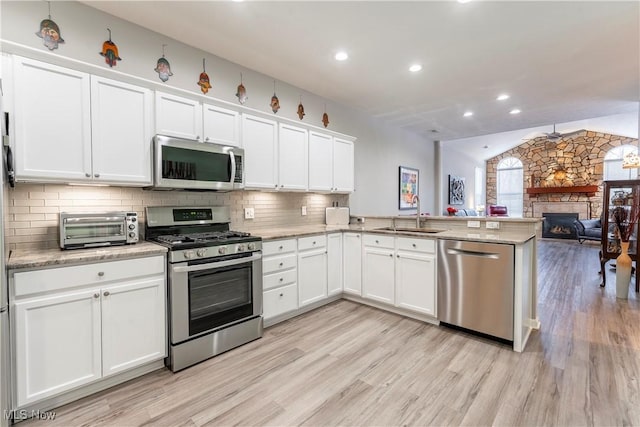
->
{"left": 169, "top": 252, "right": 262, "bottom": 344}
{"left": 61, "top": 217, "right": 126, "bottom": 248}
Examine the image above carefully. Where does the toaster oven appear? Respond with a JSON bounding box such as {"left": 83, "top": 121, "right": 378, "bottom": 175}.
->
{"left": 60, "top": 212, "right": 139, "bottom": 249}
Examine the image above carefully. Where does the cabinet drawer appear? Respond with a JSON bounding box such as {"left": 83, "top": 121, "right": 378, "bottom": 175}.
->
{"left": 263, "top": 254, "right": 297, "bottom": 274}
{"left": 264, "top": 283, "right": 298, "bottom": 319}
{"left": 362, "top": 234, "right": 395, "bottom": 249}
{"left": 13, "top": 256, "right": 165, "bottom": 298}
{"left": 396, "top": 237, "right": 436, "bottom": 253}
{"left": 298, "top": 235, "right": 327, "bottom": 251}
{"left": 263, "top": 269, "right": 297, "bottom": 291}
{"left": 263, "top": 239, "right": 297, "bottom": 256}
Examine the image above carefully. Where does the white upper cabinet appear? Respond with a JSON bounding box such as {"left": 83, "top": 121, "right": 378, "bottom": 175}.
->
{"left": 155, "top": 92, "right": 203, "bottom": 140}
{"left": 91, "top": 76, "right": 153, "bottom": 184}
{"left": 12, "top": 57, "right": 92, "bottom": 182}
{"left": 308, "top": 131, "right": 355, "bottom": 193}
{"left": 202, "top": 103, "right": 241, "bottom": 147}
{"left": 278, "top": 123, "right": 308, "bottom": 191}
{"left": 242, "top": 114, "right": 278, "bottom": 189}
{"left": 11, "top": 57, "right": 152, "bottom": 185}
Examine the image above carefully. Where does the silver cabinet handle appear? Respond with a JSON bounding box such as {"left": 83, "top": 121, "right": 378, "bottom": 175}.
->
{"left": 375, "top": 240, "right": 379, "bottom": 244}
{"left": 357, "top": 235, "right": 360, "bottom": 238}
{"left": 279, "top": 293, "right": 284, "bottom": 297}
{"left": 94, "top": 173, "right": 100, "bottom": 178}
{"left": 312, "top": 241, "right": 316, "bottom": 245}
{"left": 93, "top": 293, "right": 100, "bottom": 299}
{"left": 85, "top": 173, "right": 91, "bottom": 178}
{"left": 279, "top": 245, "right": 283, "bottom": 250}
{"left": 275, "top": 185, "right": 278, "bottom": 188}
{"left": 103, "top": 291, "right": 110, "bottom": 297}
{"left": 412, "top": 243, "right": 417, "bottom": 248}
{"left": 98, "top": 271, "right": 104, "bottom": 277}
{"left": 196, "top": 135, "right": 201, "bottom": 140}
{"left": 205, "top": 137, "right": 210, "bottom": 142}
{"left": 279, "top": 262, "right": 283, "bottom": 267}
{"left": 397, "top": 254, "right": 400, "bottom": 258}
{"left": 279, "top": 277, "right": 284, "bottom": 282}
{"left": 389, "top": 254, "right": 393, "bottom": 257}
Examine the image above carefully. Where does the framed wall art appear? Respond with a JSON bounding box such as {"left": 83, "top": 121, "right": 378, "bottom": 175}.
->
{"left": 399, "top": 166, "right": 419, "bottom": 210}
{"left": 448, "top": 174, "right": 465, "bottom": 205}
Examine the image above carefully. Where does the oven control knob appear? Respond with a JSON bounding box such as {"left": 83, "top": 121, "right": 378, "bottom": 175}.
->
{"left": 129, "top": 232, "right": 136, "bottom": 238}
{"left": 218, "top": 247, "right": 227, "bottom": 255}
{"left": 197, "top": 249, "right": 207, "bottom": 257}
{"left": 184, "top": 251, "right": 195, "bottom": 259}
{"left": 237, "top": 244, "right": 246, "bottom": 252}
{"left": 247, "top": 243, "right": 256, "bottom": 251}
{"left": 128, "top": 224, "right": 135, "bottom": 230}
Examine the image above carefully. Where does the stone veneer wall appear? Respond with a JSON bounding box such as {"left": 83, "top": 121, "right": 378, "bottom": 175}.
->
{"left": 486, "top": 131, "right": 638, "bottom": 218}
{"left": 5, "top": 184, "right": 348, "bottom": 251}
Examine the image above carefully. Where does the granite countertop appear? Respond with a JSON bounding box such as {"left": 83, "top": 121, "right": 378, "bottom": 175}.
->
{"left": 8, "top": 241, "right": 168, "bottom": 270}
{"left": 250, "top": 224, "right": 535, "bottom": 245}
{"left": 355, "top": 215, "right": 542, "bottom": 223}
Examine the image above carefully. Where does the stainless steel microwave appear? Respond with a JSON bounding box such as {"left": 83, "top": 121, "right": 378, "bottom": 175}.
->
{"left": 60, "top": 212, "right": 139, "bottom": 249}
{"left": 152, "top": 135, "right": 244, "bottom": 191}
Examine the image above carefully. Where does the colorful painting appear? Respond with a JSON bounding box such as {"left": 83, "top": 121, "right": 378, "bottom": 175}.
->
{"left": 449, "top": 175, "right": 466, "bottom": 205}
{"left": 399, "top": 166, "right": 419, "bottom": 210}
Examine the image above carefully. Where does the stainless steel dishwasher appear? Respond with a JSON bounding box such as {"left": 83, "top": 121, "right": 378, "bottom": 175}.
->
{"left": 437, "top": 239, "right": 514, "bottom": 341}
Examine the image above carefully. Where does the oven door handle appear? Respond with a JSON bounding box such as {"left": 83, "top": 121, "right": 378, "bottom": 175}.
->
{"left": 172, "top": 252, "right": 262, "bottom": 273}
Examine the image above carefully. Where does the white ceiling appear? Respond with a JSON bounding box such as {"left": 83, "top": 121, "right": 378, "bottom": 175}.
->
{"left": 83, "top": 0, "right": 639, "bottom": 143}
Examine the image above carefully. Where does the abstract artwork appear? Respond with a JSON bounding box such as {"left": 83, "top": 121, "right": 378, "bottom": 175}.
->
{"left": 399, "top": 166, "right": 419, "bottom": 210}
{"left": 449, "top": 175, "right": 465, "bottom": 205}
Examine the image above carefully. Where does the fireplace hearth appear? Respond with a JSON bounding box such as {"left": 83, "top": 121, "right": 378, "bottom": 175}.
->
{"left": 543, "top": 212, "right": 579, "bottom": 239}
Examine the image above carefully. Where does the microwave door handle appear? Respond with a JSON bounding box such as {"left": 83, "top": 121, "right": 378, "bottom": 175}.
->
{"left": 172, "top": 252, "right": 262, "bottom": 273}
{"left": 229, "top": 151, "right": 236, "bottom": 184}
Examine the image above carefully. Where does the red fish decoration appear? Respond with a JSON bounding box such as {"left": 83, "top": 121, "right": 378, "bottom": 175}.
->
{"left": 198, "top": 59, "right": 212, "bottom": 94}
{"left": 99, "top": 29, "right": 122, "bottom": 68}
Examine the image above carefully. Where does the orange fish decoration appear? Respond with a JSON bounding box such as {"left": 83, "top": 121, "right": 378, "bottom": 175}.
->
{"left": 99, "top": 29, "right": 122, "bottom": 68}
{"left": 197, "top": 59, "right": 212, "bottom": 94}
{"left": 297, "top": 96, "right": 305, "bottom": 120}
{"left": 236, "top": 73, "right": 248, "bottom": 105}
{"left": 322, "top": 112, "right": 330, "bottom": 128}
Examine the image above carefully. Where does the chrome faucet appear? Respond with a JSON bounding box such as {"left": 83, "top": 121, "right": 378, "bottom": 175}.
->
{"left": 412, "top": 195, "right": 421, "bottom": 229}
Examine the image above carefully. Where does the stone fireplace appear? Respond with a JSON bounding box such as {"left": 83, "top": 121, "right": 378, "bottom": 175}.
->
{"left": 542, "top": 212, "right": 579, "bottom": 239}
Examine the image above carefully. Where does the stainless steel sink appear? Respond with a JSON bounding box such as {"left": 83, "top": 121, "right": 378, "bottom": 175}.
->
{"left": 374, "top": 227, "right": 446, "bottom": 234}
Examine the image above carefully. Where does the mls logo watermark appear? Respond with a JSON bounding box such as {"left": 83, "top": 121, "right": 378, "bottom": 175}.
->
{"left": 4, "top": 409, "right": 56, "bottom": 421}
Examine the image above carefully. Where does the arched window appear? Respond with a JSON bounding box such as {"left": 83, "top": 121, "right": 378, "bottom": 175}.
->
{"left": 497, "top": 157, "right": 523, "bottom": 217}
{"left": 604, "top": 145, "right": 638, "bottom": 181}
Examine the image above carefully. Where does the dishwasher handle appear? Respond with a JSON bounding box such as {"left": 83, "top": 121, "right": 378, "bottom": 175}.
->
{"left": 446, "top": 247, "right": 500, "bottom": 259}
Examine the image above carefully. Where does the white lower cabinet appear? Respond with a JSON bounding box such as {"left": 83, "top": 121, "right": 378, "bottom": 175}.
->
{"left": 327, "top": 233, "right": 343, "bottom": 296}
{"left": 11, "top": 256, "right": 166, "bottom": 407}
{"left": 343, "top": 232, "right": 362, "bottom": 295}
{"left": 262, "top": 239, "right": 298, "bottom": 320}
{"left": 298, "top": 235, "right": 328, "bottom": 307}
{"left": 395, "top": 237, "right": 437, "bottom": 317}
{"left": 362, "top": 234, "right": 395, "bottom": 304}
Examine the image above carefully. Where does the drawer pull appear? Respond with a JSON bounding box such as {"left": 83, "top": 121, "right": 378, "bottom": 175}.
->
{"left": 412, "top": 243, "right": 417, "bottom": 248}
{"left": 279, "top": 262, "right": 283, "bottom": 267}
{"left": 279, "top": 245, "right": 283, "bottom": 250}
{"left": 375, "top": 240, "right": 379, "bottom": 244}
{"left": 313, "top": 241, "right": 316, "bottom": 245}
{"left": 93, "top": 293, "right": 100, "bottom": 299}
{"left": 98, "top": 271, "right": 105, "bottom": 277}
{"left": 103, "top": 291, "right": 110, "bottom": 297}
{"left": 279, "top": 293, "right": 284, "bottom": 297}
{"left": 279, "top": 277, "right": 284, "bottom": 282}
{"left": 389, "top": 254, "right": 393, "bottom": 257}
{"left": 397, "top": 255, "right": 400, "bottom": 258}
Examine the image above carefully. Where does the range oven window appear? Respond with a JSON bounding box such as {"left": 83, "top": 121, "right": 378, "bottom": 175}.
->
{"left": 188, "top": 263, "right": 253, "bottom": 336}
{"left": 161, "top": 145, "right": 231, "bottom": 182}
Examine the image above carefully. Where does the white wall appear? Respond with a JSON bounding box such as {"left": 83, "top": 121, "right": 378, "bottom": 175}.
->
{"left": 0, "top": 0, "right": 435, "bottom": 217}
{"left": 439, "top": 111, "right": 640, "bottom": 213}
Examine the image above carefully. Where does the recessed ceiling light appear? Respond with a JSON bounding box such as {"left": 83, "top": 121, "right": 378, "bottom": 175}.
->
{"left": 458, "top": 0, "right": 472, "bottom": 3}
{"left": 463, "top": 111, "right": 473, "bottom": 117}
{"left": 335, "top": 51, "right": 348, "bottom": 61}
{"left": 409, "top": 64, "right": 422, "bottom": 72}
{"left": 496, "top": 94, "right": 510, "bottom": 101}
{"left": 231, "top": 0, "right": 244, "bottom": 2}
{"left": 510, "top": 109, "right": 521, "bottom": 115}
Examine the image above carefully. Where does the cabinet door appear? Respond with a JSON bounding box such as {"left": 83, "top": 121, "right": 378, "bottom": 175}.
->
{"left": 333, "top": 138, "right": 355, "bottom": 193}
{"left": 14, "top": 289, "right": 101, "bottom": 406}
{"left": 362, "top": 247, "right": 395, "bottom": 304}
{"left": 395, "top": 252, "right": 436, "bottom": 316}
{"left": 278, "top": 124, "right": 308, "bottom": 191}
{"left": 327, "top": 233, "right": 343, "bottom": 296}
{"left": 101, "top": 276, "right": 166, "bottom": 377}
{"left": 343, "top": 233, "right": 362, "bottom": 295}
{"left": 308, "top": 131, "right": 333, "bottom": 192}
{"left": 91, "top": 76, "right": 153, "bottom": 185}
{"left": 203, "top": 103, "right": 240, "bottom": 147}
{"left": 242, "top": 114, "right": 278, "bottom": 189}
{"left": 155, "top": 92, "right": 203, "bottom": 140}
{"left": 298, "top": 249, "right": 328, "bottom": 307}
{"left": 12, "top": 57, "right": 92, "bottom": 181}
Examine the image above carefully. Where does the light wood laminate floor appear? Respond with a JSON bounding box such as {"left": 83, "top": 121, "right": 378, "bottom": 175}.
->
{"left": 22, "top": 240, "right": 640, "bottom": 426}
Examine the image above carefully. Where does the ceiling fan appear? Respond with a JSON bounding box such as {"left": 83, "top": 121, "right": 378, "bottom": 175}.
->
{"left": 522, "top": 124, "right": 586, "bottom": 142}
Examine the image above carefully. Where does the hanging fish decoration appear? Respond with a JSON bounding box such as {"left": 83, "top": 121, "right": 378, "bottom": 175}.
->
{"left": 322, "top": 105, "right": 330, "bottom": 128}
{"left": 270, "top": 81, "right": 280, "bottom": 114}
{"left": 197, "top": 59, "right": 212, "bottom": 94}
{"left": 236, "top": 73, "right": 248, "bottom": 104}
{"left": 297, "top": 95, "right": 305, "bottom": 120}
{"left": 154, "top": 44, "right": 173, "bottom": 82}
{"left": 36, "top": 3, "right": 64, "bottom": 51}
{"left": 99, "top": 29, "right": 122, "bottom": 68}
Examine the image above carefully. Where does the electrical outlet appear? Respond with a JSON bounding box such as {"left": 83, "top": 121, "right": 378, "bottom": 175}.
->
{"left": 244, "top": 207, "right": 255, "bottom": 220}
{"left": 301, "top": 206, "right": 307, "bottom": 216}
{"left": 467, "top": 220, "right": 481, "bottom": 228}
{"left": 486, "top": 221, "right": 500, "bottom": 230}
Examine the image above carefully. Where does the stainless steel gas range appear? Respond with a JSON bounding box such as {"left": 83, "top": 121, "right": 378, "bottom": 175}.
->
{"left": 145, "top": 206, "right": 262, "bottom": 372}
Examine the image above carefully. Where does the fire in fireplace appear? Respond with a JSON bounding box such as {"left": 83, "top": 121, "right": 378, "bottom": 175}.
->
{"left": 542, "top": 212, "right": 579, "bottom": 239}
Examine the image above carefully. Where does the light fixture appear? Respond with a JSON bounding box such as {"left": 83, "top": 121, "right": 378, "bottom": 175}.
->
{"left": 496, "top": 94, "right": 510, "bottom": 101}
{"left": 509, "top": 109, "right": 521, "bottom": 115}
{"left": 463, "top": 111, "right": 473, "bottom": 117}
{"left": 335, "top": 51, "right": 348, "bottom": 61}
{"left": 622, "top": 151, "right": 640, "bottom": 169}
{"left": 409, "top": 64, "right": 422, "bottom": 72}
{"left": 458, "top": 0, "right": 472, "bottom": 3}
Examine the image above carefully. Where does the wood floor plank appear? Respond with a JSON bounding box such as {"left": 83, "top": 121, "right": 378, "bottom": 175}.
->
{"left": 19, "top": 240, "right": 640, "bottom": 426}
